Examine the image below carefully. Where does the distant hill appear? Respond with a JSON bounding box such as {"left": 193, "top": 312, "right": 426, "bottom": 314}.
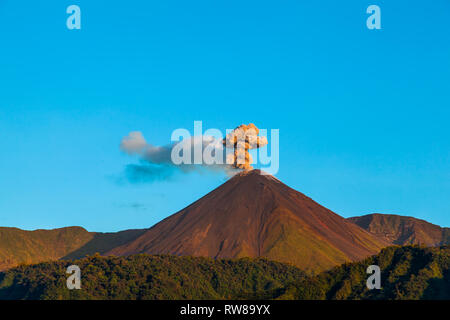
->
{"left": 0, "top": 227, "right": 146, "bottom": 271}
{"left": 108, "top": 170, "right": 390, "bottom": 273}
{"left": 0, "top": 255, "right": 306, "bottom": 300}
{"left": 276, "top": 245, "right": 450, "bottom": 300}
{"left": 348, "top": 214, "right": 450, "bottom": 246}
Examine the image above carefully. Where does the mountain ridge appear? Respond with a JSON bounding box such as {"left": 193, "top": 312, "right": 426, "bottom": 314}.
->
{"left": 0, "top": 226, "right": 146, "bottom": 271}
{"left": 347, "top": 213, "right": 450, "bottom": 247}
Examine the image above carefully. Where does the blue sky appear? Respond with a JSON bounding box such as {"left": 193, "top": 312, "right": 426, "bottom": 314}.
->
{"left": 0, "top": 0, "right": 449, "bottom": 231}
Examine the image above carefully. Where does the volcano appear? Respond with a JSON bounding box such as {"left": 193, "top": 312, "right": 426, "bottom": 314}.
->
{"left": 108, "top": 170, "right": 390, "bottom": 272}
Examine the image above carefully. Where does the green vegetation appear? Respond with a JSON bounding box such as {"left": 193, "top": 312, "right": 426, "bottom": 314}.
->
{"left": 0, "top": 255, "right": 306, "bottom": 300}
{"left": 276, "top": 245, "right": 450, "bottom": 300}
{"left": 0, "top": 246, "right": 448, "bottom": 300}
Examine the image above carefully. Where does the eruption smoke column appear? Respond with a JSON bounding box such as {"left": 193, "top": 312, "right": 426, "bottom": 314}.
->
{"left": 223, "top": 123, "right": 268, "bottom": 170}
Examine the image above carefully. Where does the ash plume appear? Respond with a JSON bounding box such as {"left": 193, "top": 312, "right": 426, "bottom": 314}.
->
{"left": 119, "top": 124, "right": 268, "bottom": 183}
{"left": 223, "top": 123, "right": 268, "bottom": 170}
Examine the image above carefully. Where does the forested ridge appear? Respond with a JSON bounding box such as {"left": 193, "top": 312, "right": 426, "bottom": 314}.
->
{"left": 276, "top": 245, "right": 450, "bottom": 300}
{"left": 0, "top": 246, "right": 448, "bottom": 300}
{"left": 0, "top": 254, "right": 306, "bottom": 300}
